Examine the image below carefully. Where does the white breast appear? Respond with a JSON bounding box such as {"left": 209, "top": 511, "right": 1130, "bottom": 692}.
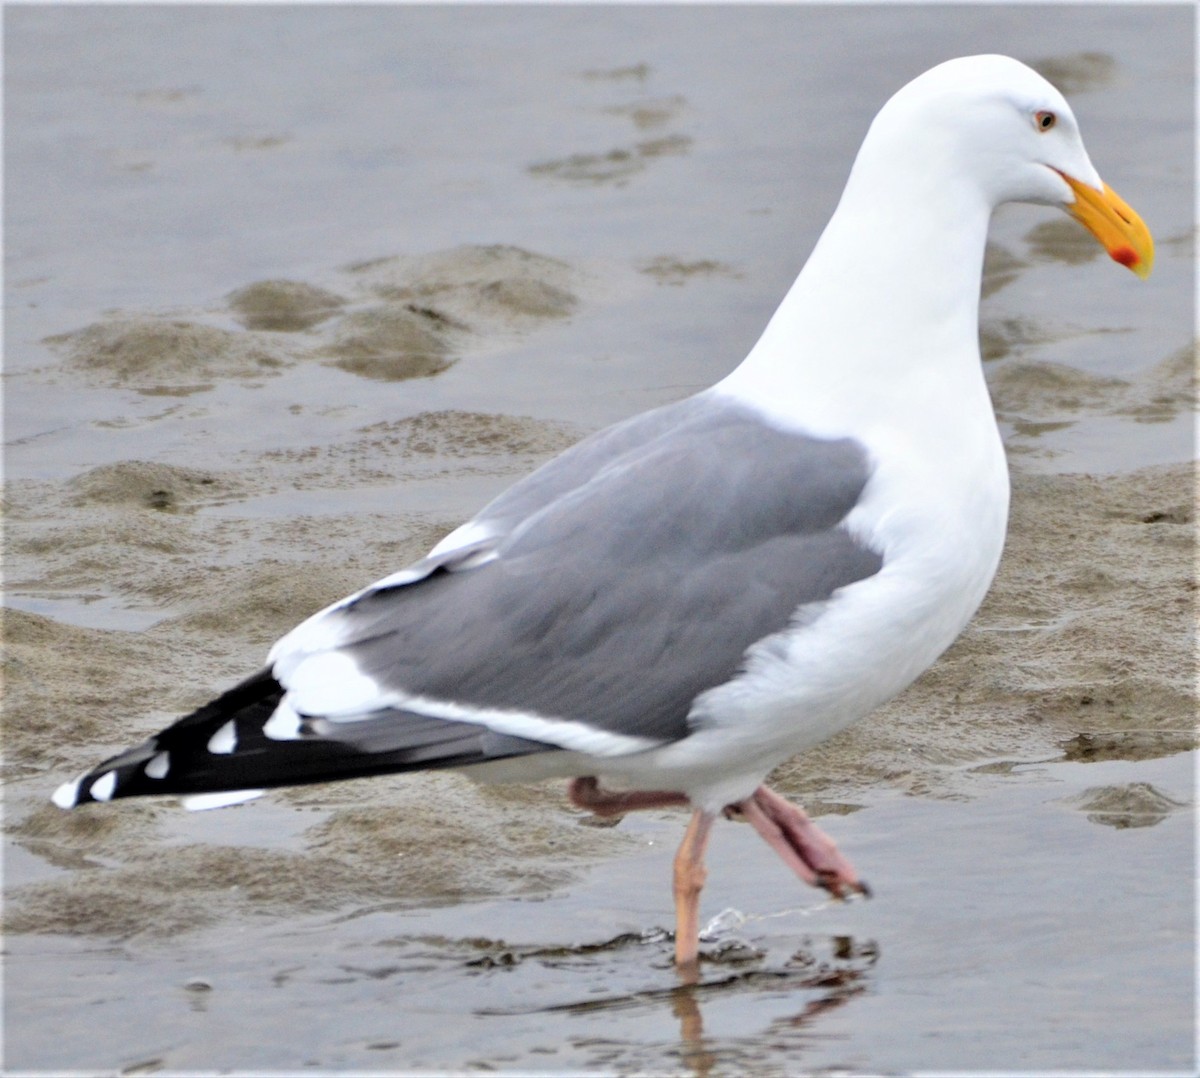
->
{"left": 605, "top": 364, "right": 1010, "bottom": 808}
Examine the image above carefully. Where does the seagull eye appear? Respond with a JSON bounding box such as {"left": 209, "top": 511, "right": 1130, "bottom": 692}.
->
{"left": 1035, "top": 110, "right": 1057, "bottom": 132}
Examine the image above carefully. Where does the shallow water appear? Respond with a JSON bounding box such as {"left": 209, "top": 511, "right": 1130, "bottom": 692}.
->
{"left": 6, "top": 5, "right": 1194, "bottom": 474}
{"left": 6, "top": 752, "right": 1193, "bottom": 1073}
{"left": 3, "top": 5, "right": 1195, "bottom": 1074}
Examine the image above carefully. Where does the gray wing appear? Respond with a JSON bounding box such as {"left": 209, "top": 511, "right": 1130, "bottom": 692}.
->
{"left": 58, "top": 394, "right": 886, "bottom": 809}
{"left": 280, "top": 393, "right": 882, "bottom": 747}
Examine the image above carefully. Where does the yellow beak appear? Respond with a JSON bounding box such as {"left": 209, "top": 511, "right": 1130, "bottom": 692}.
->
{"left": 1057, "top": 171, "right": 1154, "bottom": 279}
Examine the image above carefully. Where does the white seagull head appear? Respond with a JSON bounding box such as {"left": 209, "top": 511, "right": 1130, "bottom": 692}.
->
{"left": 850, "top": 53, "right": 1154, "bottom": 277}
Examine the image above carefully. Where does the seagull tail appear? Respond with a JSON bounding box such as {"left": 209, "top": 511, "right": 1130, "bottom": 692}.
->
{"left": 52, "top": 668, "right": 550, "bottom": 810}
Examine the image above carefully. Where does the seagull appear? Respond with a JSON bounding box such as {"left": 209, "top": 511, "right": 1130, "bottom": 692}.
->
{"left": 53, "top": 55, "right": 1152, "bottom": 979}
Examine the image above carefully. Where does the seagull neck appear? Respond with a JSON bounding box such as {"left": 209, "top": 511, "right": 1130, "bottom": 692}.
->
{"left": 721, "top": 165, "right": 996, "bottom": 427}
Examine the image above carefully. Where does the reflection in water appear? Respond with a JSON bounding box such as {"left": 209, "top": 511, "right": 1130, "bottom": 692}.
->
{"left": 1059, "top": 730, "right": 1197, "bottom": 764}
{"left": 669, "top": 934, "right": 878, "bottom": 1077}
{"left": 468, "top": 929, "right": 878, "bottom": 1075}
{"left": 671, "top": 988, "right": 714, "bottom": 1077}
{"left": 1066, "top": 782, "right": 1189, "bottom": 829}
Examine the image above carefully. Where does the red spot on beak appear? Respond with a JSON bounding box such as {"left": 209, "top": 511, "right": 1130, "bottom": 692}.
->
{"left": 1111, "top": 246, "right": 1139, "bottom": 269}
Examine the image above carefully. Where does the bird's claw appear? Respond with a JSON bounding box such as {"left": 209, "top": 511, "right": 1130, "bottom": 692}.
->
{"left": 817, "top": 871, "right": 872, "bottom": 900}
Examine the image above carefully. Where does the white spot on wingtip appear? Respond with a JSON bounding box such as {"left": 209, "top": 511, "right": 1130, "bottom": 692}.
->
{"left": 145, "top": 751, "right": 170, "bottom": 779}
{"left": 207, "top": 721, "right": 237, "bottom": 755}
{"left": 90, "top": 771, "right": 118, "bottom": 802}
{"left": 52, "top": 776, "right": 84, "bottom": 809}
{"left": 183, "top": 789, "right": 265, "bottom": 812}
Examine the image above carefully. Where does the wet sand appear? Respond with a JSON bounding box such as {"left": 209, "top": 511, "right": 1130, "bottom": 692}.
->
{"left": 4, "top": 238, "right": 1194, "bottom": 1072}
{"left": 4, "top": 5, "right": 1195, "bottom": 1074}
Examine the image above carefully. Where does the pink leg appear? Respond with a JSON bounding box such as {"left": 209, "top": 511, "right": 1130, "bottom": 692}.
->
{"left": 734, "top": 785, "right": 869, "bottom": 899}
{"left": 673, "top": 808, "right": 715, "bottom": 983}
{"left": 568, "top": 775, "right": 690, "bottom": 817}
{"left": 567, "top": 777, "right": 711, "bottom": 978}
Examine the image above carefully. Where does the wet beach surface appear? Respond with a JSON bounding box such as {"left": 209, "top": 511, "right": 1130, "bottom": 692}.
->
{"left": 3, "top": 6, "right": 1195, "bottom": 1074}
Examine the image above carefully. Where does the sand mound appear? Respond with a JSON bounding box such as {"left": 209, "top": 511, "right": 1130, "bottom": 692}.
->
{"left": 45, "top": 318, "right": 291, "bottom": 391}
{"left": 67, "top": 461, "right": 231, "bottom": 512}
{"left": 318, "top": 304, "right": 455, "bottom": 382}
{"left": 40, "top": 245, "right": 586, "bottom": 390}
{"left": 348, "top": 245, "right": 580, "bottom": 330}
{"left": 227, "top": 279, "right": 347, "bottom": 331}
{"left": 357, "top": 410, "right": 581, "bottom": 461}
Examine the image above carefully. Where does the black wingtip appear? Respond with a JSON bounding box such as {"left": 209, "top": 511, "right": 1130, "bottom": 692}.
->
{"left": 51, "top": 664, "right": 560, "bottom": 810}
{"left": 51, "top": 668, "right": 283, "bottom": 809}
